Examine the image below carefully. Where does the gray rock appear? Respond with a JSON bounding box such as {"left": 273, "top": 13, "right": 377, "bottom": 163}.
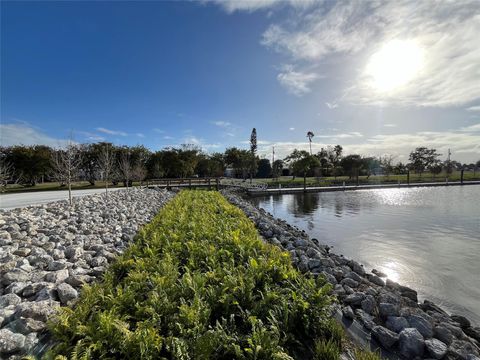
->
{"left": 464, "top": 327, "right": 480, "bottom": 343}
{"left": 367, "top": 274, "right": 385, "bottom": 286}
{"left": 90, "top": 256, "right": 108, "bottom": 268}
{"left": 342, "top": 306, "right": 355, "bottom": 320}
{"left": 379, "top": 303, "right": 399, "bottom": 318}
{"left": 319, "top": 257, "right": 335, "bottom": 268}
{"left": 308, "top": 258, "right": 322, "bottom": 270}
{"left": 334, "top": 284, "right": 346, "bottom": 296}
{"left": 7, "top": 317, "right": 46, "bottom": 334}
{"left": 344, "top": 292, "right": 365, "bottom": 306}
{"left": 0, "top": 328, "right": 25, "bottom": 354}
{"left": 35, "top": 284, "right": 58, "bottom": 301}
{"left": 372, "top": 268, "right": 387, "bottom": 277}
{"left": 448, "top": 340, "right": 480, "bottom": 359}
{"left": 434, "top": 325, "right": 453, "bottom": 345}
{"left": 399, "top": 328, "right": 425, "bottom": 358}
{"left": 425, "top": 338, "right": 448, "bottom": 359}
{"left": 350, "top": 261, "right": 365, "bottom": 276}
{"left": 386, "top": 316, "right": 409, "bottom": 333}
{"left": 13, "top": 248, "right": 31, "bottom": 257}
{"left": 340, "top": 278, "right": 359, "bottom": 288}
{"left": 2, "top": 269, "right": 29, "bottom": 285}
{"left": 443, "top": 322, "right": 464, "bottom": 338}
{"left": 345, "top": 271, "right": 363, "bottom": 283}
{"left": 372, "top": 325, "right": 399, "bottom": 348}
{"left": 23, "top": 332, "right": 39, "bottom": 353}
{"left": 57, "top": 282, "right": 78, "bottom": 305}
{"left": 408, "top": 314, "right": 434, "bottom": 338}
{"left": 361, "top": 295, "right": 376, "bottom": 314}
{"left": 0, "top": 293, "right": 22, "bottom": 308}
{"left": 355, "top": 309, "right": 375, "bottom": 330}
{"left": 378, "top": 291, "right": 401, "bottom": 305}
{"left": 44, "top": 269, "right": 69, "bottom": 284}
{"left": 14, "top": 300, "right": 59, "bottom": 322}
{"left": 451, "top": 315, "right": 471, "bottom": 329}
{"left": 47, "top": 260, "right": 67, "bottom": 271}
{"left": 65, "top": 245, "right": 83, "bottom": 260}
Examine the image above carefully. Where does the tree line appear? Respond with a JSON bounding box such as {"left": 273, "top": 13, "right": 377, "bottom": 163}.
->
{"left": 1, "top": 141, "right": 479, "bottom": 192}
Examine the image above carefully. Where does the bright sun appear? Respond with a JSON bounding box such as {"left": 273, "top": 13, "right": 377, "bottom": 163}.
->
{"left": 366, "top": 39, "right": 424, "bottom": 92}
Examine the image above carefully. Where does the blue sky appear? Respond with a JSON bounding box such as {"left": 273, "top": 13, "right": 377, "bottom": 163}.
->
{"left": 1, "top": 0, "right": 479, "bottom": 162}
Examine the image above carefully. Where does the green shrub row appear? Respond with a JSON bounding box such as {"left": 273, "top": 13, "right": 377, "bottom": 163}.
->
{"left": 43, "top": 190, "right": 352, "bottom": 359}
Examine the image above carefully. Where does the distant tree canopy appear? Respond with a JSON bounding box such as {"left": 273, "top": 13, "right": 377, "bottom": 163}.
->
{"left": 0, "top": 141, "right": 476, "bottom": 187}
{"left": 408, "top": 147, "right": 442, "bottom": 176}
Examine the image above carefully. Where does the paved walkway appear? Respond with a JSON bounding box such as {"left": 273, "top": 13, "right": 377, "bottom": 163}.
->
{"left": 0, "top": 188, "right": 123, "bottom": 210}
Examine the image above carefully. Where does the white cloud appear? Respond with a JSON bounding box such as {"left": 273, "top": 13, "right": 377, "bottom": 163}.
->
{"left": 258, "top": 0, "right": 480, "bottom": 106}
{"left": 0, "top": 123, "right": 71, "bottom": 147}
{"left": 277, "top": 65, "right": 319, "bottom": 96}
{"left": 460, "top": 123, "right": 480, "bottom": 132}
{"left": 207, "top": 0, "right": 314, "bottom": 13}
{"left": 326, "top": 102, "right": 338, "bottom": 109}
{"left": 136, "top": 133, "right": 145, "bottom": 138}
{"left": 289, "top": 127, "right": 295, "bottom": 131}
{"left": 96, "top": 127, "right": 128, "bottom": 136}
{"left": 466, "top": 106, "right": 480, "bottom": 112}
{"left": 163, "top": 135, "right": 174, "bottom": 140}
{"left": 153, "top": 128, "right": 165, "bottom": 134}
{"left": 384, "top": 124, "right": 397, "bottom": 128}
{"left": 257, "top": 127, "right": 480, "bottom": 163}
{"left": 182, "top": 135, "right": 221, "bottom": 150}
{"left": 211, "top": 121, "right": 232, "bottom": 127}
{"left": 76, "top": 131, "right": 106, "bottom": 142}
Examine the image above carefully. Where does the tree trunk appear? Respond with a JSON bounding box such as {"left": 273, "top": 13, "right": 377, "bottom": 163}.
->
{"left": 303, "top": 171, "right": 306, "bottom": 191}
{"left": 68, "top": 181, "right": 72, "bottom": 206}
{"left": 105, "top": 179, "right": 108, "bottom": 201}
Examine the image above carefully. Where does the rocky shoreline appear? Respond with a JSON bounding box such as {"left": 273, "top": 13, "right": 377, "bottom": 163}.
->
{"left": 221, "top": 189, "right": 480, "bottom": 360}
{"left": 0, "top": 188, "right": 174, "bottom": 359}
{"left": 1, "top": 187, "right": 478, "bottom": 359}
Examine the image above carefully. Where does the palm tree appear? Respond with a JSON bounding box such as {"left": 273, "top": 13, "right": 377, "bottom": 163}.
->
{"left": 306, "top": 131, "right": 314, "bottom": 155}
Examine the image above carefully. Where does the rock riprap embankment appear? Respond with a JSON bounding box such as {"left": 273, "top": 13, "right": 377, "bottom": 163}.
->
{"left": 0, "top": 188, "right": 173, "bottom": 358}
{"left": 222, "top": 189, "right": 480, "bottom": 360}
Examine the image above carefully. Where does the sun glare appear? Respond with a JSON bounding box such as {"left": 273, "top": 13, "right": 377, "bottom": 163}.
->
{"left": 366, "top": 39, "right": 424, "bottom": 92}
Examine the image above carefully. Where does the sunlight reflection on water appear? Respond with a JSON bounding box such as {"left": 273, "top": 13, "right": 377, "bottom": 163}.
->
{"left": 252, "top": 186, "right": 480, "bottom": 325}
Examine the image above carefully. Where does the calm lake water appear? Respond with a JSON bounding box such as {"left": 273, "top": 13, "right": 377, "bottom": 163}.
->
{"left": 251, "top": 185, "right": 480, "bottom": 325}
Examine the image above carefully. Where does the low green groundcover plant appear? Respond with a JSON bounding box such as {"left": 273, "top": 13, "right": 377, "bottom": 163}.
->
{"left": 43, "top": 190, "right": 347, "bottom": 359}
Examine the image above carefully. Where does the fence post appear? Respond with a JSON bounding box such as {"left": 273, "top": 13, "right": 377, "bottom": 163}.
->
{"left": 461, "top": 169, "right": 464, "bottom": 184}
{"left": 407, "top": 171, "right": 410, "bottom": 185}
{"left": 216, "top": 178, "right": 219, "bottom": 190}
{"left": 189, "top": 178, "right": 192, "bottom": 189}
{"left": 343, "top": 181, "right": 345, "bottom": 190}
{"left": 208, "top": 178, "right": 211, "bottom": 190}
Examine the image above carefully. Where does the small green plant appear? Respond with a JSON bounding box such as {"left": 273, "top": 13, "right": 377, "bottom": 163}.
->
{"left": 313, "top": 339, "right": 340, "bottom": 360}
{"left": 44, "top": 190, "right": 336, "bottom": 359}
{"left": 353, "top": 348, "right": 382, "bottom": 360}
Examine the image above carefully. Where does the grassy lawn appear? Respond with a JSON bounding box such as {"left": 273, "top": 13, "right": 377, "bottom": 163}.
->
{"left": 253, "top": 170, "right": 480, "bottom": 188}
{"left": 42, "top": 190, "right": 378, "bottom": 360}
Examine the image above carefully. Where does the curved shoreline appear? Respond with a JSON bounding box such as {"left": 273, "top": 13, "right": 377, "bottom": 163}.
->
{"left": 221, "top": 189, "right": 480, "bottom": 359}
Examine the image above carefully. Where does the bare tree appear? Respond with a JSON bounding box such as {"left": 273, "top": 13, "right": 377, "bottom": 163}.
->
{"left": 51, "top": 144, "right": 82, "bottom": 206}
{"left": 0, "top": 158, "right": 14, "bottom": 192}
{"left": 118, "top": 151, "right": 132, "bottom": 189}
{"left": 380, "top": 154, "right": 396, "bottom": 179}
{"left": 98, "top": 143, "right": 115, "bottom": 200}
{"left": 132, "top": 163, "right": 147, "bottom": 185}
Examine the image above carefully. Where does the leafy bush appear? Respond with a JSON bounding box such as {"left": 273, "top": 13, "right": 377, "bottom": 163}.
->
{"left": 44, "top": 190, "right": 335, "bottom": 359}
